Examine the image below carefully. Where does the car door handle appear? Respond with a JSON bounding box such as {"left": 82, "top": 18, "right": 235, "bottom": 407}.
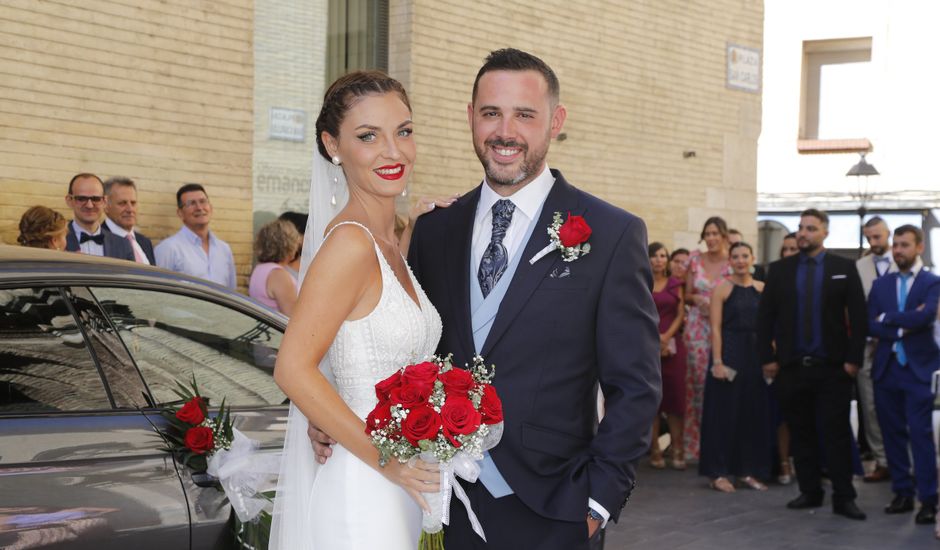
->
{"left": 191, "top": 472, "right": 218, "bottom": 488}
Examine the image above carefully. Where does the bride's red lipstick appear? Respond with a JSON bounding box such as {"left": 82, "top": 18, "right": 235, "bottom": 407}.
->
{"left": 374, "top": 164, "right": 405, "bottom": 180}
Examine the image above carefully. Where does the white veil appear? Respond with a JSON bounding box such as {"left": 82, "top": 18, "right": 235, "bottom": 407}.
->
{"left": 269, "top": 151, "right": 348, "bottom": 549}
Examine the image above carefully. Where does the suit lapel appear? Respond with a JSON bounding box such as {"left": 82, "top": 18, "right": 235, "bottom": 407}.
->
{"left": 65, "top": 223, "right": 80, "bottom": 252}
{"left": 904, "top": 270, "right": 926, "bottom": 311}
{"left": 480, "top": 172, "right": 582, "bottom": 357}
{"left": 445, "top": 186, "right": 481, "bottom": 361}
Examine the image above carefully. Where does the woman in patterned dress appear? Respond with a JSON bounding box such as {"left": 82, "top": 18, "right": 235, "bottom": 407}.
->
{"left": 682, "top": 217, "right": 730, "bottom": 462}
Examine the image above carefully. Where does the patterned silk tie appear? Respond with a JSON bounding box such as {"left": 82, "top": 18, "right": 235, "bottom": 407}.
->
{"left": 478, "top": 199, "right": 516, "bottom": 298}
{"left": 896, "top": 272, "right": 912, "bottom": 366}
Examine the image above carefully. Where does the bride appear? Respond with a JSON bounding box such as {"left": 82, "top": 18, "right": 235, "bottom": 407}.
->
{"left": 270, "top": 71, "right": 454, "bottom": 549}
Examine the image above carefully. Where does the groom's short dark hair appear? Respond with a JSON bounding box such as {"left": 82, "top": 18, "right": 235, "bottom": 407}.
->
{"left": 472, "top": 48, "right": 560, "bottom": 105}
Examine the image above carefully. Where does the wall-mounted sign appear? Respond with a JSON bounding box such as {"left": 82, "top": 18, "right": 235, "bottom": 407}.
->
{"left": 269, "top": 107, "right": 306, "bottom": 142}
{"left": 727, "top": 43, "right": 761, "bottom": 93}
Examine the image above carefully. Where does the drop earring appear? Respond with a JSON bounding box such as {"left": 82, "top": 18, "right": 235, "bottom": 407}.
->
{"left": 331, "top": 155, "right": 340, "bottom": 206}
{"left": 401, "top": 187, "right": 407, "bottom": 197}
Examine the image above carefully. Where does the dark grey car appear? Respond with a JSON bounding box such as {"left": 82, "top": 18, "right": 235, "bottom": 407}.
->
{"left": 0, "top": 246, "right": 288, "bottom": 549}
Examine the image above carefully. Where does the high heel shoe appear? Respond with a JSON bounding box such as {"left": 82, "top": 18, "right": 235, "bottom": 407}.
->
{"left": 650, "top": 450, "right": 665, "bottom": 469}
{"left": 777, "top": 459, "right": 793, "bottom": 485}
{"left": 669, "top": 449, "right": 687, "bottom": 470}
{"left": 710, "top": 477, "right": 735, "bottom": 493}
{"left": 741, "top": 476, "right": 768, "bottom": 491}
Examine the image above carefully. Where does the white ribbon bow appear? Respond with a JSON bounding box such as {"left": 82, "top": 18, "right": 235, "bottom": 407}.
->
{"left": 419, "top": 422, "right": 503, "bottom": 541}
{"left": 207, "top": 428, "right": 281, "bottom": 522}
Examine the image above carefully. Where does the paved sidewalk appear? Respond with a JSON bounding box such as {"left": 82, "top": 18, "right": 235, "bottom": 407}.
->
{"left": 605, "top": 462, "right": 937, "bottom": 549}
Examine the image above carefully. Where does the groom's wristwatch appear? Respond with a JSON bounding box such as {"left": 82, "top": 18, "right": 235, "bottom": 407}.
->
{"left": 587, "top": 508, "right": 603, "bottom": 522}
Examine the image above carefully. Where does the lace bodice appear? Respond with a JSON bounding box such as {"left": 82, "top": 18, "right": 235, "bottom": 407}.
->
{"left": 324, "top": 222, "right": 442, "bottom": 417}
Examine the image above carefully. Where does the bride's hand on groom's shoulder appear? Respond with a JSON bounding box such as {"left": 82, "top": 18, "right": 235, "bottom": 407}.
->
{"left": 307, "top": 422, "right": 335, "bottom": 464}
{"left": 382, "top": 458, "right": 440, "bottom": 513}
{"left": 408, "top": 194, "right": 461, "bottom": 224}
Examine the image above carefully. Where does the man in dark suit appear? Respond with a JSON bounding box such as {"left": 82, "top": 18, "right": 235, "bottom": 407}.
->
{"left": 757, "top": 208, "right": 868, "bottom": 520}
{"left": 64, "top": 173, "right": 135, "bottom": 261}
{"left": 868, "top": 225, "right": 940, "bottom": 524}
{"left": 102, "top": 176, "right": 156, "bottom": 265}
{"left": 408, "top": 49, "right": 661, "bottom": 550}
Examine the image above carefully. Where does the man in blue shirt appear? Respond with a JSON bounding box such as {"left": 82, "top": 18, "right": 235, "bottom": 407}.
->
{"left": 758, "top": 209, "right": 868, "bottom": 520}
{"left": 155, "top": 184, "right": 236, "bottom": 289}
{"left": 868, "top": 225, "right": 940, "bottom": 525}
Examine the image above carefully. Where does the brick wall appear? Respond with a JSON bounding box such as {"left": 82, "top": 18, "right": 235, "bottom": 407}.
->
{"left": 2, "top": 0, "right": 764, "bottom": 280}
{"left": 392, "top": 0, "right": 764, "bottom": 251}
{"left": 0, "top": 0, "right": 254, "bottom": 285}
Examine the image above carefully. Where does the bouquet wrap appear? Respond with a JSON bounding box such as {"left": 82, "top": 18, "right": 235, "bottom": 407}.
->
{"left": 207, "top": 428, "right": 281, "bottom": 522}
{"left": 420, "top": 422, "right": 503, "bottom": 541}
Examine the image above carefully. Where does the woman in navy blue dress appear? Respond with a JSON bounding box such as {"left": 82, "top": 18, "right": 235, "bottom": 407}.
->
{"left": 699, "top": 241, "right": 771, "bottom": 492}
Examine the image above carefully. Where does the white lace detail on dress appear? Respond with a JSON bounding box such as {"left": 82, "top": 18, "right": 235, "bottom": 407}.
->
{"left": 322, "top": 221, "right": 443, "bottom": 417}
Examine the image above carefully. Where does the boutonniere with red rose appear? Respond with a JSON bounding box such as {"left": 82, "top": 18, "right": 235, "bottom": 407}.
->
{"left": 529, "top": 211, "right": 592, "bottom": 264}
{"left": 366, "top": 355, "right": 503, "bottom": 550}
{"left": 157, "top": 376, "right": 277, "bottom": 550}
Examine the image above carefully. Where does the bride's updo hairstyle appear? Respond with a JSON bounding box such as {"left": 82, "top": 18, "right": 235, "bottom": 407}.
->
{"left": 315, "top": 70, "right": 412, "bottom": 162}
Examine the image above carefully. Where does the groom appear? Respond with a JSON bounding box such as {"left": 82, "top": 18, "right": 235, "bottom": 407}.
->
{"left": 407, "top": 49, "right": 661, "bottom": 549}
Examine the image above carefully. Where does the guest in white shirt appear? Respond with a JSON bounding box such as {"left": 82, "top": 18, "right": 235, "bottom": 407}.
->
{"left": 102, "top": 176, "right": 155, "bottom": 265}
{"left": 155, "top": 183, "right": 236, "bottom": 289}
{"left": 63, "top": 173, "right": 135, "bottom": 261}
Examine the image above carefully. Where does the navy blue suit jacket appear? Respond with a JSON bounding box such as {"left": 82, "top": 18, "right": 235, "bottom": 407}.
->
{"left": 408, "top": 170, "right": 661, "bottom": 524}
{"left": 65, "top": 222, "right": 135, "bottom": 261}
{"left": 868, "top": 268, "right": 940, "bottom": 383}
{"left": 101, "top": 221, "right": 156, "bottom": 264}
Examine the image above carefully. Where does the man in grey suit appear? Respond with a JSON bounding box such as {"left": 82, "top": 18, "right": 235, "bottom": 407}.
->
{"left": 855, "top": 216, "right": 894, "bottom": 482}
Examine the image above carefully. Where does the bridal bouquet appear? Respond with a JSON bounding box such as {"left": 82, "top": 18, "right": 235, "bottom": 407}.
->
{"left": 157, "top": 376, "right": 278, "bottom": 550}
{"left": 365, "top": 355, "right": 503, "bottom": 550}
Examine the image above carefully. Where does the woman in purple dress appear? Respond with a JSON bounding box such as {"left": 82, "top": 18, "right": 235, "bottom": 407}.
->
{"left": 649, "top": 242, "right": 688, "bottom": 469}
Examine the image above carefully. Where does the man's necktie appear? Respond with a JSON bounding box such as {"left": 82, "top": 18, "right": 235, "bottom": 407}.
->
{"left": 802, "top": 257, "right": 816, "bottom": 349}
{"left": 896, "top": 272, "right": 912, "bottom": 366}
{"left": 478, "top": 199, "right": 515, "bottom": 298}
{"left": 126, "top": 233, "right": 146, "bottom": 263}
{"left": 80, "top": 233, "right": 104, "bottom": 245}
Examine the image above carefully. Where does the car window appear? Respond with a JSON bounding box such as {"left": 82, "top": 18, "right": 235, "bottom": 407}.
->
{"left": 90, "top": 287, "right": 286, "bottom": 407}
{"left": 0, "top": 287, "right": 112, "bottom": 413}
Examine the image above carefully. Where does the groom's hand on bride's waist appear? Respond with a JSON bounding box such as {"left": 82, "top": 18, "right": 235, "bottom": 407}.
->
{"left": 307, "top": 422, "right": 335, "bottom": 464}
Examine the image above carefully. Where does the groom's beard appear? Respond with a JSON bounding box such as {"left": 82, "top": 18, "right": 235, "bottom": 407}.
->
{"left": 476, "top": 137, "right": 549, "bottom": 188}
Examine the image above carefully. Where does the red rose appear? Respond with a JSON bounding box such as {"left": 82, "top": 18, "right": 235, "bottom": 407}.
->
{"left": 365, "top": 400, "right": 394, "bottom": 434}
{"left": 401, "top": 405, "right": 442, "bottom": 446}
{"left": 175, "top": 396, "right": 206, "bottom": 425}
{"left": 479, "top": 384, "right": 503, "bottom": 425}
{"left": 389, "top": 383, "right": 433, "bottom": 409}
{"left": 401, "top": 361, "right": 439, "bottom": 391}
{"left": 438, "top": 368, "right": 474, "bottom": 397}
{"left": 375, "top": 370, "right": 402, "bottom": 401}
{"left": 440, "top": 397, "right": 482, "bottom": 447}
{"left": 558, "top": 213, "right": 591, "bottom": 247}
{"left": 183, "top": 426, "right": 215, "bottom": 455}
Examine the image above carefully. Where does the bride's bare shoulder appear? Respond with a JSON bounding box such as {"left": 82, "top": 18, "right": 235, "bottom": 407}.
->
{"left": 310, "top": 222, "right": 377, "bottom": 272}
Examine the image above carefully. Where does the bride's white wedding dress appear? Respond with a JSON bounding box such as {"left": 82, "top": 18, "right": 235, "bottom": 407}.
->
{"left": 272, "top": 221, "right": 442, "bottom": 549}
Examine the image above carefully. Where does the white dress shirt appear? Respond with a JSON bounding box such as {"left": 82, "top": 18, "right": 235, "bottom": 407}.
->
{"left": 72, "top": 221, "right": 104, "bottom": 256}
{"left": 471, "top": 164, "right": 555, "bottom": 272}
{"left": 104, "top": 217, "right": 151, "bottom": 265}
